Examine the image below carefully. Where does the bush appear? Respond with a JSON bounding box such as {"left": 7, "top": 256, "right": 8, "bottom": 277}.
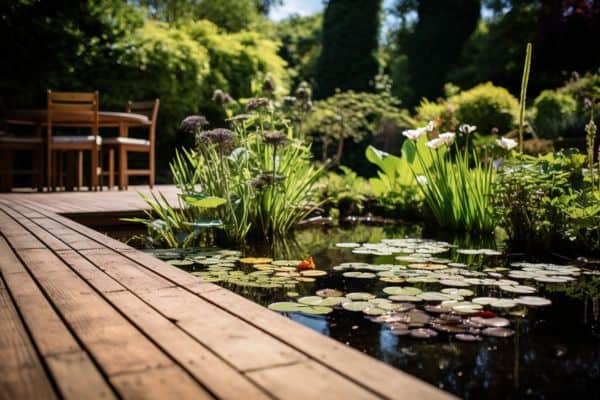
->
{"left": 531, "top": 70, "right": 600, "bottom": 139}
{"left": 532, "top": 90, "right": 578, "bottom": 138}
{"left": 415, "top": 82, "right": 519, "bottom": 135}
{"left": 450, "top": 82, "right": 519, "bottom": 135}
{"left": 415, "top": 99, "right": 457, "bottom": 133}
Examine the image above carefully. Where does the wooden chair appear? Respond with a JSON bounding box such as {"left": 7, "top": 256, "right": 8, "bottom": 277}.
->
{"left": 0, "top": 131, "right": 44, "bottom": 192}
{"left": 47, "top": 91, "right": 101, "bottom": 191}
{"left": 103, "top": 99, "right": 159, "bottom": 190}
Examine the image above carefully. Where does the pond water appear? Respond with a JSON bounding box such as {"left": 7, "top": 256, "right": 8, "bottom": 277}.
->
{"left": 133, "top": 224, "right": 600, "bottom": 400}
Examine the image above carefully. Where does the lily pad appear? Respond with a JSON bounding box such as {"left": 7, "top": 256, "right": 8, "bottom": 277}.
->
{"left": 240, "top": 257, "right": 273, "bottom": 264}
{"left": 345, "top": 292, "right": 376, "bottom": 301}
{"left": 455, "top": 334, "right": 482, "bottom": 342}
{"left": 515, "top": 296, "right": 552, "bottom": 306}
{"left": 482, "top": 327, "right": 515, "bottom": 337}
{"left": 410, "top": 328, "right": 438, "bottom": 339}
{"left": 320, "top": 297, "right": 347, "bottom": 306}
{"left": 335, "top": 242, "right": 361, "bottom": 248}
{"left": 300, "top": 270, "right": 327, "bottom": 277}
{"left": 383, "top": 286, "right": 422, "bottom": 296}
{"left": 500, "top": 285, "right": 536, "bottom": 294}
{"left": 342, "top": 301, "right": 371, "bottom": 312}
{"left": 298, "top": 296, "right": 324, "bottom": 306}
{"left": 343, "top": 271, "right": 377, "bottom": 279}
{"left": 268, "top": 302, "right": 307, "bottom": 312}
{"left": 299, "top": 306, "right": 334, "bottom": 315}
{"left": 166, "top": 259, "right": 194, "bottom": 266}
{"left": 316, "top": 288, "right": 344, "bottom": 298}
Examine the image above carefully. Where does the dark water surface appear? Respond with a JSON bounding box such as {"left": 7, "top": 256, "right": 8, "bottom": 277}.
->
{"left": 122, "top": 224, "right": 600, "bottom": 400}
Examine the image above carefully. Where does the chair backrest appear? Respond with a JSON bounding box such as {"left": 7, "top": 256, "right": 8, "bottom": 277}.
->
{"left": 126, "top": 99, "right": 159, "bottom": 143}
{"left": 47, "top": 91, "right": 100, "bottom": 138}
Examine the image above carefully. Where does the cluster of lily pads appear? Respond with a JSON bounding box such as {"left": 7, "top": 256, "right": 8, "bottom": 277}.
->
{"left": 156, "top": 249, "right": 330, "bottom": 289}
{"left": 265, "top": 238, "right": 588, "bottom": 342}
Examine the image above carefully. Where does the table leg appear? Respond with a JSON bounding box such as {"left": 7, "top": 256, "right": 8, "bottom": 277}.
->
{"left": 91, "top": 147, "right": 99, "bottom": 191}
{"left": 76, "top": 150, "right": 83, "bottom": 190}
{"left": 119, "top": 146, "right": 127, "bottom": 190}
{"left": 108, "top": 148, "right": 115, "bottom": 190}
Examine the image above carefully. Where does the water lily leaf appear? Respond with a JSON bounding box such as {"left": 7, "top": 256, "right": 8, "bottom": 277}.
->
{"left": 343, "top": 271, "right": 376, "bottom": 279}
{"left": 240, "top": 257, "right": 273, "bottom": 264}
{"left": 268, "top": 302, "right": 307, "bottom": 312}
{"left": 299, "top": 306, "right": 334, "bottom": 315}
{"left": 345, "top": 292, "right": 376, "bottom": 301}
{"left": 297, "top": 269, "right": 325, "bottom": 277}
{"left": 342, "top": 301, "right": 371, "bottom": 312}
{"left": 320, "top": 297, "right": 347, "bottom": 306}
{"left": 515, "top": 296, "right": 552, "bottom": 306}
{"left": 166, "top": 259, "right": 194, "bottom": 266}
{"left": 298, "top": 296, "right": 324, "bottom": 306}
{"left": 316, "top": 289, "right": 344, "bottom": 298}
{"left": 383, "top": 286, "right": 422, "bottom": 296}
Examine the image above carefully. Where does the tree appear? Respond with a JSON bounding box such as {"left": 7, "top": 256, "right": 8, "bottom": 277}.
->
{"left": 274, "top": 14, "right": 322, "bottom": 87}
{"left": 306, "top": 91, "right": 412, "bottom": 165}
{"left": 315, "top": 0, "right": 382, "bottom": 99}
{"left": 401, "top": 0, "right": 481, "bottom": 106}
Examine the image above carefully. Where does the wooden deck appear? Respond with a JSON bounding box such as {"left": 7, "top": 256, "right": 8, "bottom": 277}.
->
{"left": 0, "top": 186, "right": 454, "bottom": 400}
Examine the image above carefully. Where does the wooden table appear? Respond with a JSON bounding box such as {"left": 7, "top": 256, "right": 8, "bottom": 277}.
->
{"left": 4, "top": 109, "right": 150, "bottom": 135}
{"left": 2, "top": 110, "right": 151, "bottom": 190}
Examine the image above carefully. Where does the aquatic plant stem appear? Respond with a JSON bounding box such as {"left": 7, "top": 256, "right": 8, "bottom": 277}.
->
{"left": 519, "top": 43, "right": 532, "bottom": 154}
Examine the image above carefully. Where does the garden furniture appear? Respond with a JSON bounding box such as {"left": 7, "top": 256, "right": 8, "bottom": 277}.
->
{"left": 2, "top": 100, "right": 151, "bottom": 191}
{"left": 102, "top": 99, "right": 159, "bottom": 190}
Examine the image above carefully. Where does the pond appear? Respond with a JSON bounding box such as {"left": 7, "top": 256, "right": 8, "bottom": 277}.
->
{"left": 125, "top": 223, "right": 600, "bottom": 400}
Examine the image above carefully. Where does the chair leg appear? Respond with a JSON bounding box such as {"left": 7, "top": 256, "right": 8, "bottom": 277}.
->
{"left": 0, "top": 149, "right": 12, "bottom": 192}
{"left": 76, "top": 150, "right": 83, "bottom": 191}
{"left": 34, "top": 147, "right": 44, "bottom": 191}
{"left": 108, "top": 148, "right": 115, "bottom": 190}
{"left": 90, "top": 147, "right": 99, "bottom": 191}
{"left": 65, "top": 151, "right": 75, "bottom": 191}
{"left": 118, "top": 146, "right": 127, "bottom": 190}
{"left": 149, "top": 150, "right": 155, "bottom": 189}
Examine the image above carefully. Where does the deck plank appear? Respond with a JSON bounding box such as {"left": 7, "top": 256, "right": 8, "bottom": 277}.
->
{"left": 247, "top": 360, "right": 379, "bottom": 400}
{"left": 0, "top": 187, "right": 455, "bottom": 400}
{"left": 0, "top": 274, "right": 58, "bottom": 400}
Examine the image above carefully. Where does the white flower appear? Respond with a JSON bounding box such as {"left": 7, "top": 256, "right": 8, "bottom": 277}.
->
{"left": 459, "top": 124, "right": 477, "bottom": 134}
{"left": 425, "top": 132, "right": 455, "bottom": 149}
{"left": 425, "top": 137, "right": 446, "bottom": 149}
{"left": 496, "top": 137, "right": 518, "bottom": 151}
{"left": 438, "top": 132, "right": 456, "bottom": 145}
{"left": 416, "top": 175, "right": 428, "bottom": 185}
{"left": 402, "top": 121, "right": 435, "bottom": 141}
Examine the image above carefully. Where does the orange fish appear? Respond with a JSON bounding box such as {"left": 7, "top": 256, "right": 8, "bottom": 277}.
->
{"left": 297, "top": 256, "right": 316, "bottom": 270}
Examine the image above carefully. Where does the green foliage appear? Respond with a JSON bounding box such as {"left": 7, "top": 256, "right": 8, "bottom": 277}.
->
{"left": 532, "top": 90, "right": 579, "bottom": 139}
{"left": 415, "top": 99, "right": 458, "bottom": 132}
{"left": 314, "top": 166, "right": 374, "bottom": 217}
{"left": 134, "top": 88, "right": 323, "bottom": 247}
{"left": 451, "top": 82, "right": 520, "bottom": 135}
{"left": 186, "top": 20, "right": 289, "bottom": 100}
{"left": 306, "top": 91, "right": 414, "bottom": 164}
{"left": 518, "top": 43, "right": 532, "bottom": 153}
{"left": 274, "top": 14, "right": 322, "bottom": 87}
{"left": 410, "top": 133, "right": 497, "bottom": 232}
{"left": 315, "top": 0, "right": 382, "bottom": 98}
{"left": 365, "top": 136, "right": 430, "bottom": 216}
{"left": 493, "top": 150, "right": 600, "bottom": 253}
{"left": 531, "top": 69, "right": 600, "bottom": 138}
{"left": 399, "top": 0, "right": 481, "bottom": 105}
{"left": 415, "top": 82, "right": 519, "bottom": 135}
{"left": 138, "top": 0, "right": 267, "bottom": 31}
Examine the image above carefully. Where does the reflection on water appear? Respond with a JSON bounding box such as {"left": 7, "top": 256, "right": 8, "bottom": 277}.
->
{"left": 147, "top": 224, "right": 600, "bottom": 400}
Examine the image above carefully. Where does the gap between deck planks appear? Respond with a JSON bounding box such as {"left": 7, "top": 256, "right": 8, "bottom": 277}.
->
{"left": 0, "top": 189, "right": 455, "bottom": 400}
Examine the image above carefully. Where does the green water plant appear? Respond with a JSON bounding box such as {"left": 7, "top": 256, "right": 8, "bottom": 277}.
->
{"left": 134, "top": 80, "right": 323, "bottom": 247}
